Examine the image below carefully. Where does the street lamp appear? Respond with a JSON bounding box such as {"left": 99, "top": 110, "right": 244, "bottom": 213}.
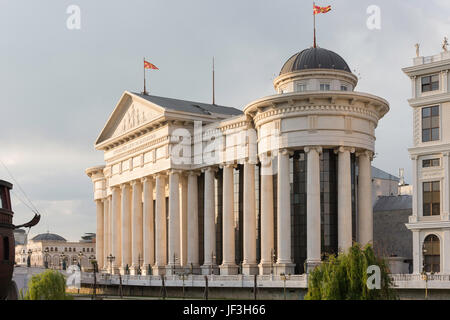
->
{"left": 60, "top": 253, "right": 67, "bottom": 270}
{"left": 78, "top": 252, "right": 84, "bottom": 271}
{"left": 107, "top": 254, "right": 115, "bottom": 274}
{"left": 27, "top": 249, "right": 32, "bottom": 268}
{"left": 44, "top": 248, "right": 49, "bottom": 269}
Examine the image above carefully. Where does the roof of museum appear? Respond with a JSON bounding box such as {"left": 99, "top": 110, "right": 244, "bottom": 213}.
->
{"left": 31, "top": 232, "right": 67, "bottom": 242}
{"left": 373, "top": 195, "right": 412, "bottom": 212}
{"left": 280, "top": 47, "right": 351, "bottom": 75}
{"left": 132, "top": 93, "right": 243, "bottom": 116}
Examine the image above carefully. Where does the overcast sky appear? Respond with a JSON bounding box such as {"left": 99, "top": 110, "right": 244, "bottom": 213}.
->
{"left": 1, "top": 0, "right": 449, "bottom": 241}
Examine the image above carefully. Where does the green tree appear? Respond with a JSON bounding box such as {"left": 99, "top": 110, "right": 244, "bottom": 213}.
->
{"left": 305, "top": 243, "right": 397, "bottom": 300}
{"left": 21, "top": 270, "right": 73, "bottom": 300}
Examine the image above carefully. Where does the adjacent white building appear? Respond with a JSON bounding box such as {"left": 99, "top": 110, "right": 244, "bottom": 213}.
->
{"left": 87, "top": 47, "right": 389, "bottom": 276}
{"left": 404, "top": 44, "right": 450, "bottom": 274}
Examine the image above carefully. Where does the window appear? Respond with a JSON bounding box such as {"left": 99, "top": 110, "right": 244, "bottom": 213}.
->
{"left": 421, "top": 74, "right": 439, "bottom": 92}
{"left": 423, "top": 235, "right": 440, "bottom": 273}
{"left": 297, "top": 83, "right": 307, "bottom": 92}
{"left": 423, "top": 158, "right": 440, "bottom": 168}
{"left": 422, "top": 106, "right": 440, "bottom": 142}
{"left": 320, "top": 83, "right": 330, "bottom": 91}
{"left": 3, "top": 237, "right": 9, "bottom": 261}
{"left": 340, "top": 85, "right": 348, "bottom": 91}
{"left": 423, "top": 181, "right": 440, "bottom": 216}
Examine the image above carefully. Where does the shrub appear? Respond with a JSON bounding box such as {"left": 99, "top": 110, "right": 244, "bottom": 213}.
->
{"left": 305, "top": 243, "right": 397, "bottom": 300}
{"left": 22, "top": 270, "right": 73, "bottom": 300}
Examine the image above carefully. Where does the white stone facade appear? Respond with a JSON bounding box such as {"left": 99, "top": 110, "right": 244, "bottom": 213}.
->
{"left": 404, "top": 49, "right": 450, "bottom": 274}
{"left": 87, "top": 48, "right": 389, "bottom": 276}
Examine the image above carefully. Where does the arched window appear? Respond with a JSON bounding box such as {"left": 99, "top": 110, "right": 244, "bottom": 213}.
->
{"left": 423, "top": 235, "right": 440, "bottom": 273}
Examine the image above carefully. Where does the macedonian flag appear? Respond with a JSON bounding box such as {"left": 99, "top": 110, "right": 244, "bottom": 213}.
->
{"left": 144, "top": 60, "right": 159, "bottom": 70}
{"left": 313, "top": 4, "right": 331, "bottom": 15}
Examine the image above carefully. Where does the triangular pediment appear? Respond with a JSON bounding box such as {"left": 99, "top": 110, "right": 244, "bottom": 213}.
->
{"left": 95, "top": 91, "right": 165, "bottom": 146}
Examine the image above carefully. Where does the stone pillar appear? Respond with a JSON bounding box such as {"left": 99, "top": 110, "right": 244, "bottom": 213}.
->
{"left": 102, "top": 197, "right": 109, "bottom": 270}
{"left": 220, "top": 164, "right": 238, "bottom": 275}
{"left": 202, "top": 167, "right": 218, "bottom": 275}
{"left": 443, "top": 152, "right": 450, "bottom": 221}
{"left": 153, "top": 174, "right": 167, "bottom": 276}
{"left": 95, "top": 199, "right": 104, "bottom": 270}
{"left": 167, "top": 170, "right": 181, "bottom": 275}
{"left": 187, "top": 171, "right": 200, "bottom": 273}
{"left": 111, "top": 187, "right": 121, "bottom": 273}
{"left": 412, "top": 230, "right": 421, "bottom": 274}
{"left": 120, "top": 183, "right": 132, "bottom": 274}
{"left": 259, "top": 155, "right": 274, "bottom": 275}
{"left": 242, "top": 161, "right": 258, "bottom": 275}
{"left": 358, "top": 151, "right": 373, "bottom": 246}
{"left": 305, "top": 147, "right": 322, "bottom": 272}
{"left": 130, "top": 180, "right": 143, "bottom": 275}
{"left": 411, "top": 155, "right": 418, "bottom": 219}
{"left": 443, "top": 230, "right": 450, "bottom": 273}
{"left": 142, "top": 177, "right": 154, "bottom": 275}
{"left": 276, "top": 150, "right": 295, "bottom": 275}
{"left": 180, "top": 174, "right": 188, "bottom": 267}
{"left": 337, "top": 147, "right": 353, "bottom": 252}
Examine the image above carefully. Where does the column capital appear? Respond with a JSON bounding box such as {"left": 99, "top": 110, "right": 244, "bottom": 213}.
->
{"left": 130, "top": 179, "right": 142, "bottom": 186}
{"left": 141, "top": 176, "right": 154, "bottom": 183}
{"left": 188, "top": 170, "right": 202, "bottom": 177}
{"left": 201, "top": 166, "right": 219, "bottom": 174}
{"left": 220, "top": 162, "right": 237, "bottom": 169}
{"left": 334, "top": 146, "right": 355, "bottom": 154}
{"left": 410, "top": 154, "right": 419, "bottom": 161}
{"left": 120, "top": 183, "right": 131, "bottom": 190}
{"left": 304, "top": 146, "right": 323, "bottom": 154}
{"left": 258, "top": 152, "right": 273, "bottom": 167}
{"left": 168, "top": 169, "right": 183, "bottom": 176}
{"left": 154, "top": 171, "right": 168, "bottom": 178}
{"left": 356, "top": 150, "right": 374, "bottom": 160}
{"left": 110, "top": 185, "right": 120, "bottom": 191}
{"left": 279, "top": 148, "right": 294, "bottom": 157}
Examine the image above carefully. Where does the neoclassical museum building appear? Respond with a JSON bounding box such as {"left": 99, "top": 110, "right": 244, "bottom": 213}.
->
{"left": 86, "top": 47, "right": 389, "bottom": 276}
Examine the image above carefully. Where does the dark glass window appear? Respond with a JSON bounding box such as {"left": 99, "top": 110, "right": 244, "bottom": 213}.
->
{"left": 422, "top": 106, "right": 440, "bottom": 142}
{"left": 421, "top": 75, "right": 439, "bottom": 92}
{"left": 423, "top": 158, "right": 441, "bottom": 168}
{"left": 3, "top": 237, "right": 9, "bottom": 260}
{"left": 340, "top": 85, "right": 348, "bottom": 91}
{"left": 423, "top": 181, "right": 440, "bottom": 216}
{"left": 423, "top": 235, "right": 440, "bottom": 273}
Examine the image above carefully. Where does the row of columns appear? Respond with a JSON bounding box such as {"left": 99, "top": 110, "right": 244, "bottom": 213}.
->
{"left": 94, "top": 146, "right": 373, "bottom": 275}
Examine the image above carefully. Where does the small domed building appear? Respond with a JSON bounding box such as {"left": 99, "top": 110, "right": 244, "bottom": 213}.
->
{"left": 87, "top": 46, "right": 389, "bottom": 276}
{"left": 15, "top": 232, "right": 95, "bottom": 270}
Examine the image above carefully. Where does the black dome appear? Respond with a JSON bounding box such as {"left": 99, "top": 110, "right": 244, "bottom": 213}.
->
{"left": 280, "top": 47, "right": 351, "bottom": 75}
{"left": 32, "top": 232, "right": 66, "bottom": 242}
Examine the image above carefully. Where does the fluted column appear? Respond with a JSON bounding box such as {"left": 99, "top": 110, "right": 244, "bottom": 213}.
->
{"left": 305, "top": 147, "right": 322, "bottom": 272}
{"left": 102, "top": 197, "right": 109, "bottom": 270}
{"left": 111, "top": 187, "right": 121, "bottom": 274}
{"left": 167, "top": 170, "right": 181, "bottom": 274}
{"left": 187, "top": 171, "right": 200, "bottom": 273}
{"left": 337, "top": 147, "right": 353, "bottom": 252}
{"left": 120, "top": 183, "right": 132, "bottom": 274}
{"left": 142, "top": 177, "right": 154, "bottom": 275}
{"left": 180, "top": 174, "right": 188, "bottom": 267}
{"left": 201, "top": 167, "right": 218, "bottom": 275}
{"left": 95, "top": 199, "right": 104, "bottom": 270}
{"left": 259, "top": 154, "right": 274, "bottom": 275}
{"left": 277, "top": 149, "right": 295, "bottom": 275}
{"left": 153, "top": 173, "right": 167, "bottom": 275}
{"left": 130, "top": 180, "right": 143, "bottom": 275}
{"left": 220, "top": 164, "right": 238, "bottom": 275}
{"left": 242, "top": 161, "right": 258, "bottom": 275}
{"left": 358, "top": 151, "right": 373, "bottom": 246}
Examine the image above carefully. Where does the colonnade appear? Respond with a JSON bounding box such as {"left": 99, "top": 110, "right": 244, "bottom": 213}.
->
{"left": 94, "top": 147, "right": 374, "bottom": 275}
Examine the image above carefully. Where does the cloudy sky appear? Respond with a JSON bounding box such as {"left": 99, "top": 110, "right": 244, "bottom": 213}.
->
{"left": 1, "top": 0, "right": 449, "bottom": 241}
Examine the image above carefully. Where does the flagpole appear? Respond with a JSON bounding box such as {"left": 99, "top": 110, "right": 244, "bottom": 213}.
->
{"left": 313, "top": 2, "right": 317, "bottom": 48}
{"left": 212, "top": 57, "right": 215, "bottom": 105}
{"left": 143, "top": 57, "right": 147, "bottom": 95}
